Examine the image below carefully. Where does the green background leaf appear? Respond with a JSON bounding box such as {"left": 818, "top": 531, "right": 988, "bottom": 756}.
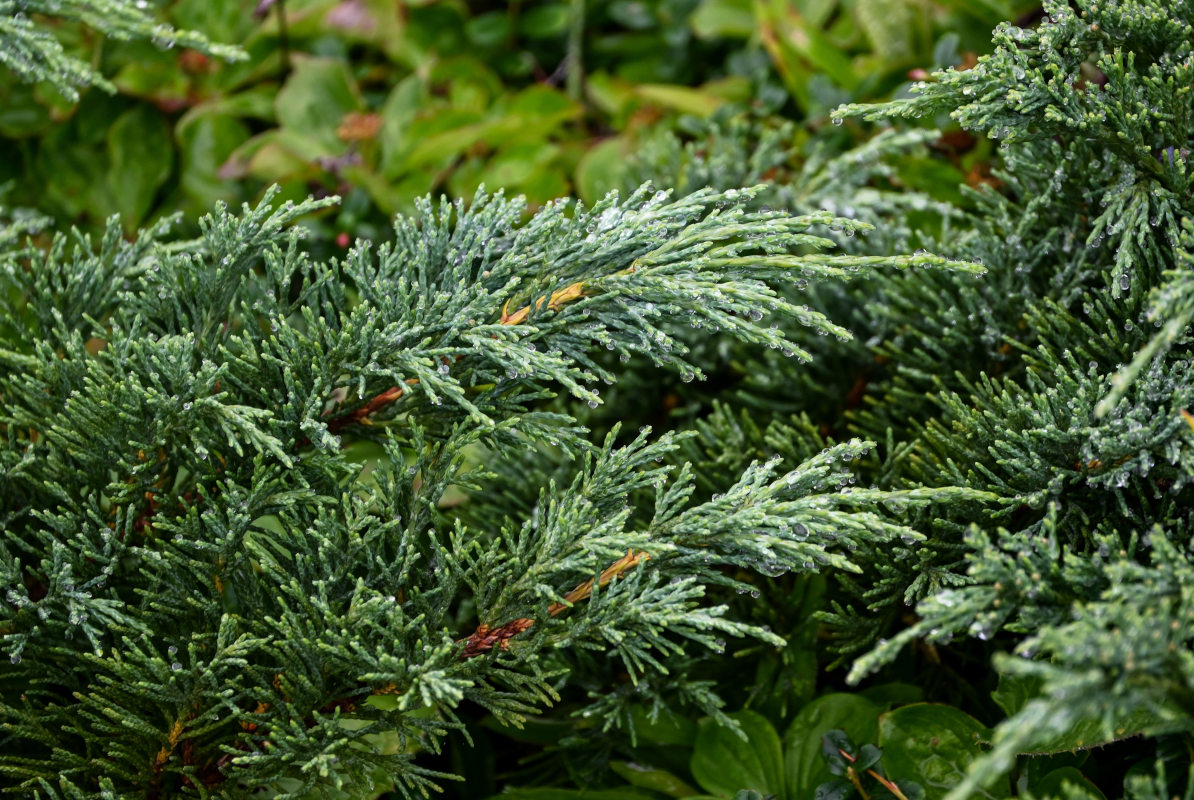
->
{"left": 692, "top": 710, "right": 786, "bottom": 798}
{"left": 877, "top": 704, "right": 990, "bottom": 800}
{"left": 783, "top": 693, "right": 882, "bottom": 800}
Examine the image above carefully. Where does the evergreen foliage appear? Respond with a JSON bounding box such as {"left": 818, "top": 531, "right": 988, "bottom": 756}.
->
{"left": 812, "top": 0, "right": 1194, "bottom": 795}
{"left": 0, "top": 0, "right": 243, "bottom": 99}
{"left": 595, "top": 0, "right": 1194, "bottom": 795}
{"left": 5, "top": 0, "right": 1194, "bottom": 797}
{"left": 0, "top": 179, "right": 981, "bottom": 796}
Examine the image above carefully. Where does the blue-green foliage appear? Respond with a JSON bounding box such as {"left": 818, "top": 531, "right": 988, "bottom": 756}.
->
{"left": 821, "top": 1, "right": 1194, "bottom": 795}
{"left": 4, "top": 0, "right": 1194, "bottom": 797}
{"left": 0, "top": 181, "right": 984, "bottom": 796}
{"left": 606, "top": 1, "right": 1194, "bottom": 796}
{"left": 0, "top": 0, "right": 243, "bottom": 99}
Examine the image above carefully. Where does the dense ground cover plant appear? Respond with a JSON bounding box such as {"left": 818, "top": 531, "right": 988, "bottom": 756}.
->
{"left": 4, "top": 0, "right": 1194, "bottom": 799}
{"left": 0, "top": 156, "right": 982, "bottom": 800}
{"left": 456, "top": 1, "right": 1194, "bottom": 798}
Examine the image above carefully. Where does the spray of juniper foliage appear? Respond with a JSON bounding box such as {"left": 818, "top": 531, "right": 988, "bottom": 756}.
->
{"left": 0, "top": 171, "right": 988, "bottom": 796}
{"left": 0, "top": 0, "right": 243, "bottom": 100}
{"left": 575, "top": 1, "right": 1194, "bottom": 794}
{"left": 813, "top": 1, "right": 1194, "bottom": 795}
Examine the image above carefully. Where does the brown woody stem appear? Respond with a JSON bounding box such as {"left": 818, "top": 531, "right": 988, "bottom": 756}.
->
{"left": 837, "top": 747, "right": 912, "bottom": 800}
{"left": 459, "top": 549, "right": 648, "bottom": 659}
{"left": 319, "top": 282, "right": 589, "bottom": 436}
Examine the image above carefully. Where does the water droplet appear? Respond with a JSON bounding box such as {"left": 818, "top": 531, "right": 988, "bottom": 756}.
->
{"left": 152, "top": 24, "right": 177, "bottom": 49}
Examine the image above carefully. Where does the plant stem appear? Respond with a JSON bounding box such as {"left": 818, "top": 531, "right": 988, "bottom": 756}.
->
{"left": 566, "top": 0, "right": 584, "bottom": 101}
